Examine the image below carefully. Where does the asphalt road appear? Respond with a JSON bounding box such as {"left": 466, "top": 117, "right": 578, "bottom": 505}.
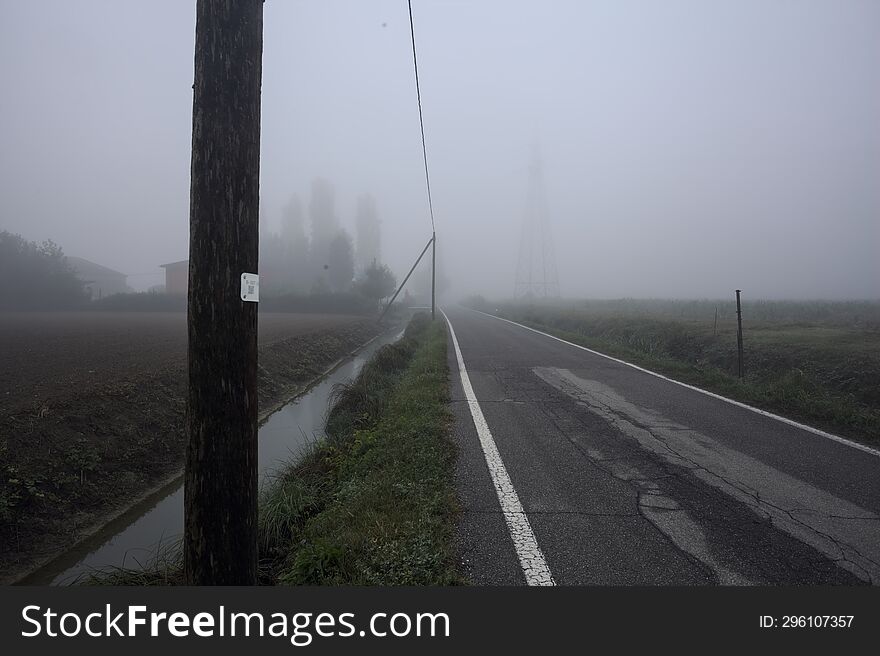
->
{"left": 444, "top": 307, "right": 880, "bottom": 585}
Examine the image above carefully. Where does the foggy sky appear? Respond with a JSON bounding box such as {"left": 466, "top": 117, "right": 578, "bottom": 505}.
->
{"left": 1, "top": 0, "right": 878, "bottom": 299}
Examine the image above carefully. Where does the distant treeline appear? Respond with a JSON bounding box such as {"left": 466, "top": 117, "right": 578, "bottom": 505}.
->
{"left": 0, "top": 231, "right": 89, "bottom": 310}
{"left": 1, "top": 227, "right": 397, "bottom": 314}
{"left": 262, "top": 179, "right": 390, "bottom": 297}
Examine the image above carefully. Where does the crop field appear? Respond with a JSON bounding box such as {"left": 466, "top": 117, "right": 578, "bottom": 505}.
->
{"left": 474, "top": 298, "right": 880, "bottom": 445}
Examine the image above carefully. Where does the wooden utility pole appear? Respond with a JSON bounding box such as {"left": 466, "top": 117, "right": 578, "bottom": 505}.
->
{"left": 185, "top": 0, "right": 263, "bottom": 585}
{"left": 735, "top": 290, "right": 744, "bottom": 380}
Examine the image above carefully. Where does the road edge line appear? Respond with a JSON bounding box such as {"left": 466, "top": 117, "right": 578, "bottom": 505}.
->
{"left": 467, "top": 308, "right": 880, "bottom": 459}
{"left": 441, "top": 308, "right": 555, "bottom": 586}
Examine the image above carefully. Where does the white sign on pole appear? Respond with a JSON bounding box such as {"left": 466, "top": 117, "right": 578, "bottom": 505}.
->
{"left": 240, "top": 273, "right": 259, "bottom": 302}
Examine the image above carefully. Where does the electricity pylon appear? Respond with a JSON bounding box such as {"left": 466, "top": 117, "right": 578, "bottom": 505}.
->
{"left": 515, "top": 147, "right": 560, "bottom": 299}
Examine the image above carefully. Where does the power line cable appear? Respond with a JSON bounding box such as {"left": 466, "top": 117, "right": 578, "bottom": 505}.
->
{"left": 407, "top": 0, "right": 435, "bottom": 233}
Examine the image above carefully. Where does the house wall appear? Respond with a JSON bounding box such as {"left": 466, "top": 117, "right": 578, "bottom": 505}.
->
{"left": 164, "top": 265, "right": 188, "bottom": 296}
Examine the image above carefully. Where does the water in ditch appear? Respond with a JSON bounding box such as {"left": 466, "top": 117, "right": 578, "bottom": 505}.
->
{"left": 23, "top": 328, "right": 403, "bottom": 585}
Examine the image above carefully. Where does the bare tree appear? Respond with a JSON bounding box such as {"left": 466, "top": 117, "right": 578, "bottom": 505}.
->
{"left": 185, "top": 0, "right": 263, "bottom": 585}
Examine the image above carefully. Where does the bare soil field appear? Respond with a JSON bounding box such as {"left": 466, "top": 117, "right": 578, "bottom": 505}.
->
{"left": 0, "top": 311, "right": 382, "bottom": 583}
{"left": 0, "top": 312, "right": 366, "bottom": 415}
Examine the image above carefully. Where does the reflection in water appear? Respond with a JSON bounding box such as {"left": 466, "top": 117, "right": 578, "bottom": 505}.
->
{"left": 34, "top": 329, "right": 402, "bottom": 585}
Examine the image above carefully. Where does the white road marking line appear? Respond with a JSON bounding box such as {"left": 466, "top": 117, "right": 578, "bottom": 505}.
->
{"left": 468, "top": 308, "right": 880, "bottom": 459}
{"left": 441, "top": 308, "right": 555, "bottom": 586}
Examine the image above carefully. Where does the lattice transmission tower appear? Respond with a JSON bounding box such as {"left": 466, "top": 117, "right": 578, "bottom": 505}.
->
{"left": 515, "top": 147, "right": 560, "bottom": 299}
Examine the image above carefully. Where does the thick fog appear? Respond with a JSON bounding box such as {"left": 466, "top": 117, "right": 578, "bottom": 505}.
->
{"left": 1, "top": 0, "right": 878, "bottom": 300}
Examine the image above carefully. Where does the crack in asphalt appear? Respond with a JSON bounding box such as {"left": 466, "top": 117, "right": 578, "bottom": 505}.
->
{"left": 646, "top": 429, "right": 878, "bottom": 583}
{"left": 547, "top": 411, "right": 746, "bottom": 584}
{"left": 492, "top": 373, "right": 724, "bottom": 583}
{"left": 532, "top": 367, "right": 880, "bottom": 585}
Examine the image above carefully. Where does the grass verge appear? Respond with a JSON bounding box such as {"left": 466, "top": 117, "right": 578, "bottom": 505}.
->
{"left": 261, "top": 313, "right": 460, "bottom": 585}
{"left": 79, "top": 313, "right": 460, "bottom": 585}
{"left": 485, "top": 300, "right": 880, "bottom": 444}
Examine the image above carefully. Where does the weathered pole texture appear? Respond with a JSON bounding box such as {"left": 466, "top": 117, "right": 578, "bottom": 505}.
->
{"left": 735, "top": 289, "right": 744, "bottom": 380}
{"left": 431, "top": 231, "right": 436, "bottom": 320}
{"left": 185, "top": 0, "right": 263, "bottom": 585}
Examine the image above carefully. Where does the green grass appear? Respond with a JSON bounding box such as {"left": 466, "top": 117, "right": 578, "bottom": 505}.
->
{"left": 261, "top": 313, "right": 461, "bottom": 585}
{"left": 78, "top": 539, "right": 184, "bottom": 586}
{"left": 83, "top": 313, "right": 460, "bottom": 585}
{"left": 480, "top": 299, "right": 880, "bottom": 444}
